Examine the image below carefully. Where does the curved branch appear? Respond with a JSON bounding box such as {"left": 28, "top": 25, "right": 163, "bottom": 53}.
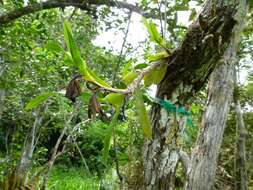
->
{"left": 94, "top": 61, "right": 161, "bottom": 95}
{"left": 0, "top": 0, "right": 148, "bottom": 25}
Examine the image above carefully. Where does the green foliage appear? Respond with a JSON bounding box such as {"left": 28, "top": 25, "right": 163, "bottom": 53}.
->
{"left": 142, "top": 18, "right": 168, "bottom": 50}
{"left": 63, "top": 20, "right": 87, "bottom": 74}
{"left": 47, "top": 166, "right": 100, "bottom": 190}
{"left": 245, "top": 74, "right": 253, "bottom": 106}
{"left": 25, "top": 92, "right": 56, "bottom": 110}
{"left": 63, "top": 21, "right": 111, "bottom": 88}
{"left": 1, "top": 1, "right": 253, "bottom": 189}
{"left": 143, "top": 62, "right": 168, "bottom": 87}
{"left": 45, "top": 40, "right": 64, "bottom": 54}
{"left": 71, "top": 121, "right": 113, "bottom": 174}
{"left": 134, "top": 90, "right": 152, "bottom": 139}
{"left": 101, "top": 93, "right": 125, "bottom": 109}
{"left": 102, "top": 105, "right": 122, "bottom": 163}
{"left": 147, "top": 51, "right": 170, "bottom": 62}
{"left": 77, "top": 92, "right": 92, "bottom": 104}
{"left": 249, "top": 0, "right": 253, "bottom": 8}
{"left": 121, "top": 72, "right": 138, "bottom": 85}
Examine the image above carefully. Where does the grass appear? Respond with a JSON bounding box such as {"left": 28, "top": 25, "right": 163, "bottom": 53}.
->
{"left": 47, "top": 166, "right": 100, "bottom": 190}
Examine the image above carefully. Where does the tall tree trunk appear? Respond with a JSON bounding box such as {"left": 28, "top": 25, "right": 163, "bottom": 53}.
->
{"left": 143, "top": 0, "right": 246, "bottom": 189}
{"left": 185, "top": 63, "right": 234, "bottom": 190}
{"left": 184, "top": 1, "right": 247, "bottom": 189}
{"left": 0, "top": 51, "right": 6, "bottom": 121}
{"left": 234, "top": 71, "right": 248, "bottom": 190}
{"left": 234, "top": 99, "right": 248, "bottom": 190}
{"left": 0, "top": 88, "right": 5, "bottom": 120}
{"left": 17, "top": 107, "right": 44, "bottom": 182}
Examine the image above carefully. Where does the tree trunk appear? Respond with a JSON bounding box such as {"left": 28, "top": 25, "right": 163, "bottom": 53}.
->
{"left": 143, "top": 0, "right": 246, "bottom": 189}
{"left": 0, "top": 52, "right": 6, "bottom": 121}
{"left": 184, "top": 1, "right": 247, "bottom": 189}
{"left": 185, "top": 63, "right": 234, "bottom": 190}
{"left": 234, "top": 99, "right": 248, "bottom": 190}
{"left": 234, "top": 72, "right": 248, "bottom": 190}
{"left": 17, "top": 107, "right": 44, "bottom": 182}
{"left": 0, "top": 88, "right": 5, "bottom": 120}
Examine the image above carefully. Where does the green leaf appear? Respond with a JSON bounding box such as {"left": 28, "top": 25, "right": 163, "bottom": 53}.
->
{"left": 25, "top": 92, "right": 56, "bottom": 111}
{"left": 142, "top": 18, "right": 168, "bottom": 50}
{"left": 86, "top": 67, "right": 112, "bottom": 88}
{"left": 121, "top": 60, "right": 134, "bottom": 76}
{"left": 135, "top": 90, "right": 152, "bottom": 139}
{"left": 121, "top": 71, "right": 138, "bottom": 85}
{"left": 143, "top": 62, "right": 168, "bottom": 87}
{"left": 63, "top": 20, "right": 112, "bottom": 89}
{"left": 45, "top": 40, "right": 64, "bottom": 53}
{"left": 101, "top": 93, "right": 125, "bottom": 109}
{"left": 134, "top": 63, "right": 148, "bottom": 70}
{"left": 77, "top": 92, "right": 92, "bottom": 103}
{"left": 63, "top": 20, "right": 86, "bottom": 74}
{"left": 148, "top": 51, "right": 170, "bottom": 62}
{"left": 63, "top": 52, "right": 74, "bottom": 66}
{"left": 102, "top": 105, "right": 122, "bottom": 163}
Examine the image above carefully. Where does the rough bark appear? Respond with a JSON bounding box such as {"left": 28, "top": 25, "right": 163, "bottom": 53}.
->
{"left": 184, "top": 1, "right": 246, "bottom": 189}
{"left": 234, "top": 98, "right": 248, "bottom": 190}
{"left": 234, "top": 72, "right": 248, "bottom": 190}
{"left": 143, "top": 0, "right": 243, "bottom": 189}
{"left": 185, "top": 63, "right": 234, "bottom": 190}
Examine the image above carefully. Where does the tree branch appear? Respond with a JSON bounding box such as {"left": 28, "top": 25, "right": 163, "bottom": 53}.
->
{"left": 155, "top": 1, "right": 238, "bottom": 103}
{"left": 95, "top": 61, "right": 161, "bottom": 95}
{"left": 0, "top": 0, "right": 149, "bottom": 25}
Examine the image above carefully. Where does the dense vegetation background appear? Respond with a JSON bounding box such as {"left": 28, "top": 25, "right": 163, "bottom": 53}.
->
{"left": 0, "top": 0, "right": 253, "bottom": 189}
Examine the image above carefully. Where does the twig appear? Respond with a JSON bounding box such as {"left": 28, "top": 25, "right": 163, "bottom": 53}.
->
{"left": 40, "top": 104, "right": 80, "bottom": 190}
{"left": 163, "top": 0, "right": 167, "bottom": 39}
{"left": 157, "top": 1, "right": 164, "bottom": 37}
{"left": 112, "top": 11, "right": 132, "bottom": 85}
{"left": 33, "top": 116, "right": 56, "bottom": 153}
{"left": 74, "top": 140, "right": 90, "bottom": 174}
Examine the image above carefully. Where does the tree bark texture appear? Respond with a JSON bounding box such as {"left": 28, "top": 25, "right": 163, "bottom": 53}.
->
{"left": 185, "top": 63, "right": 234, "bottom": 190}
{"left": 184, "top": 1, "right": 246, "bottom": 189}
{"left": 234, "top": 81, "right": 248, "bottom": 190}
{"left": 144, "top": 0, "right": 246, "bottom": 189}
